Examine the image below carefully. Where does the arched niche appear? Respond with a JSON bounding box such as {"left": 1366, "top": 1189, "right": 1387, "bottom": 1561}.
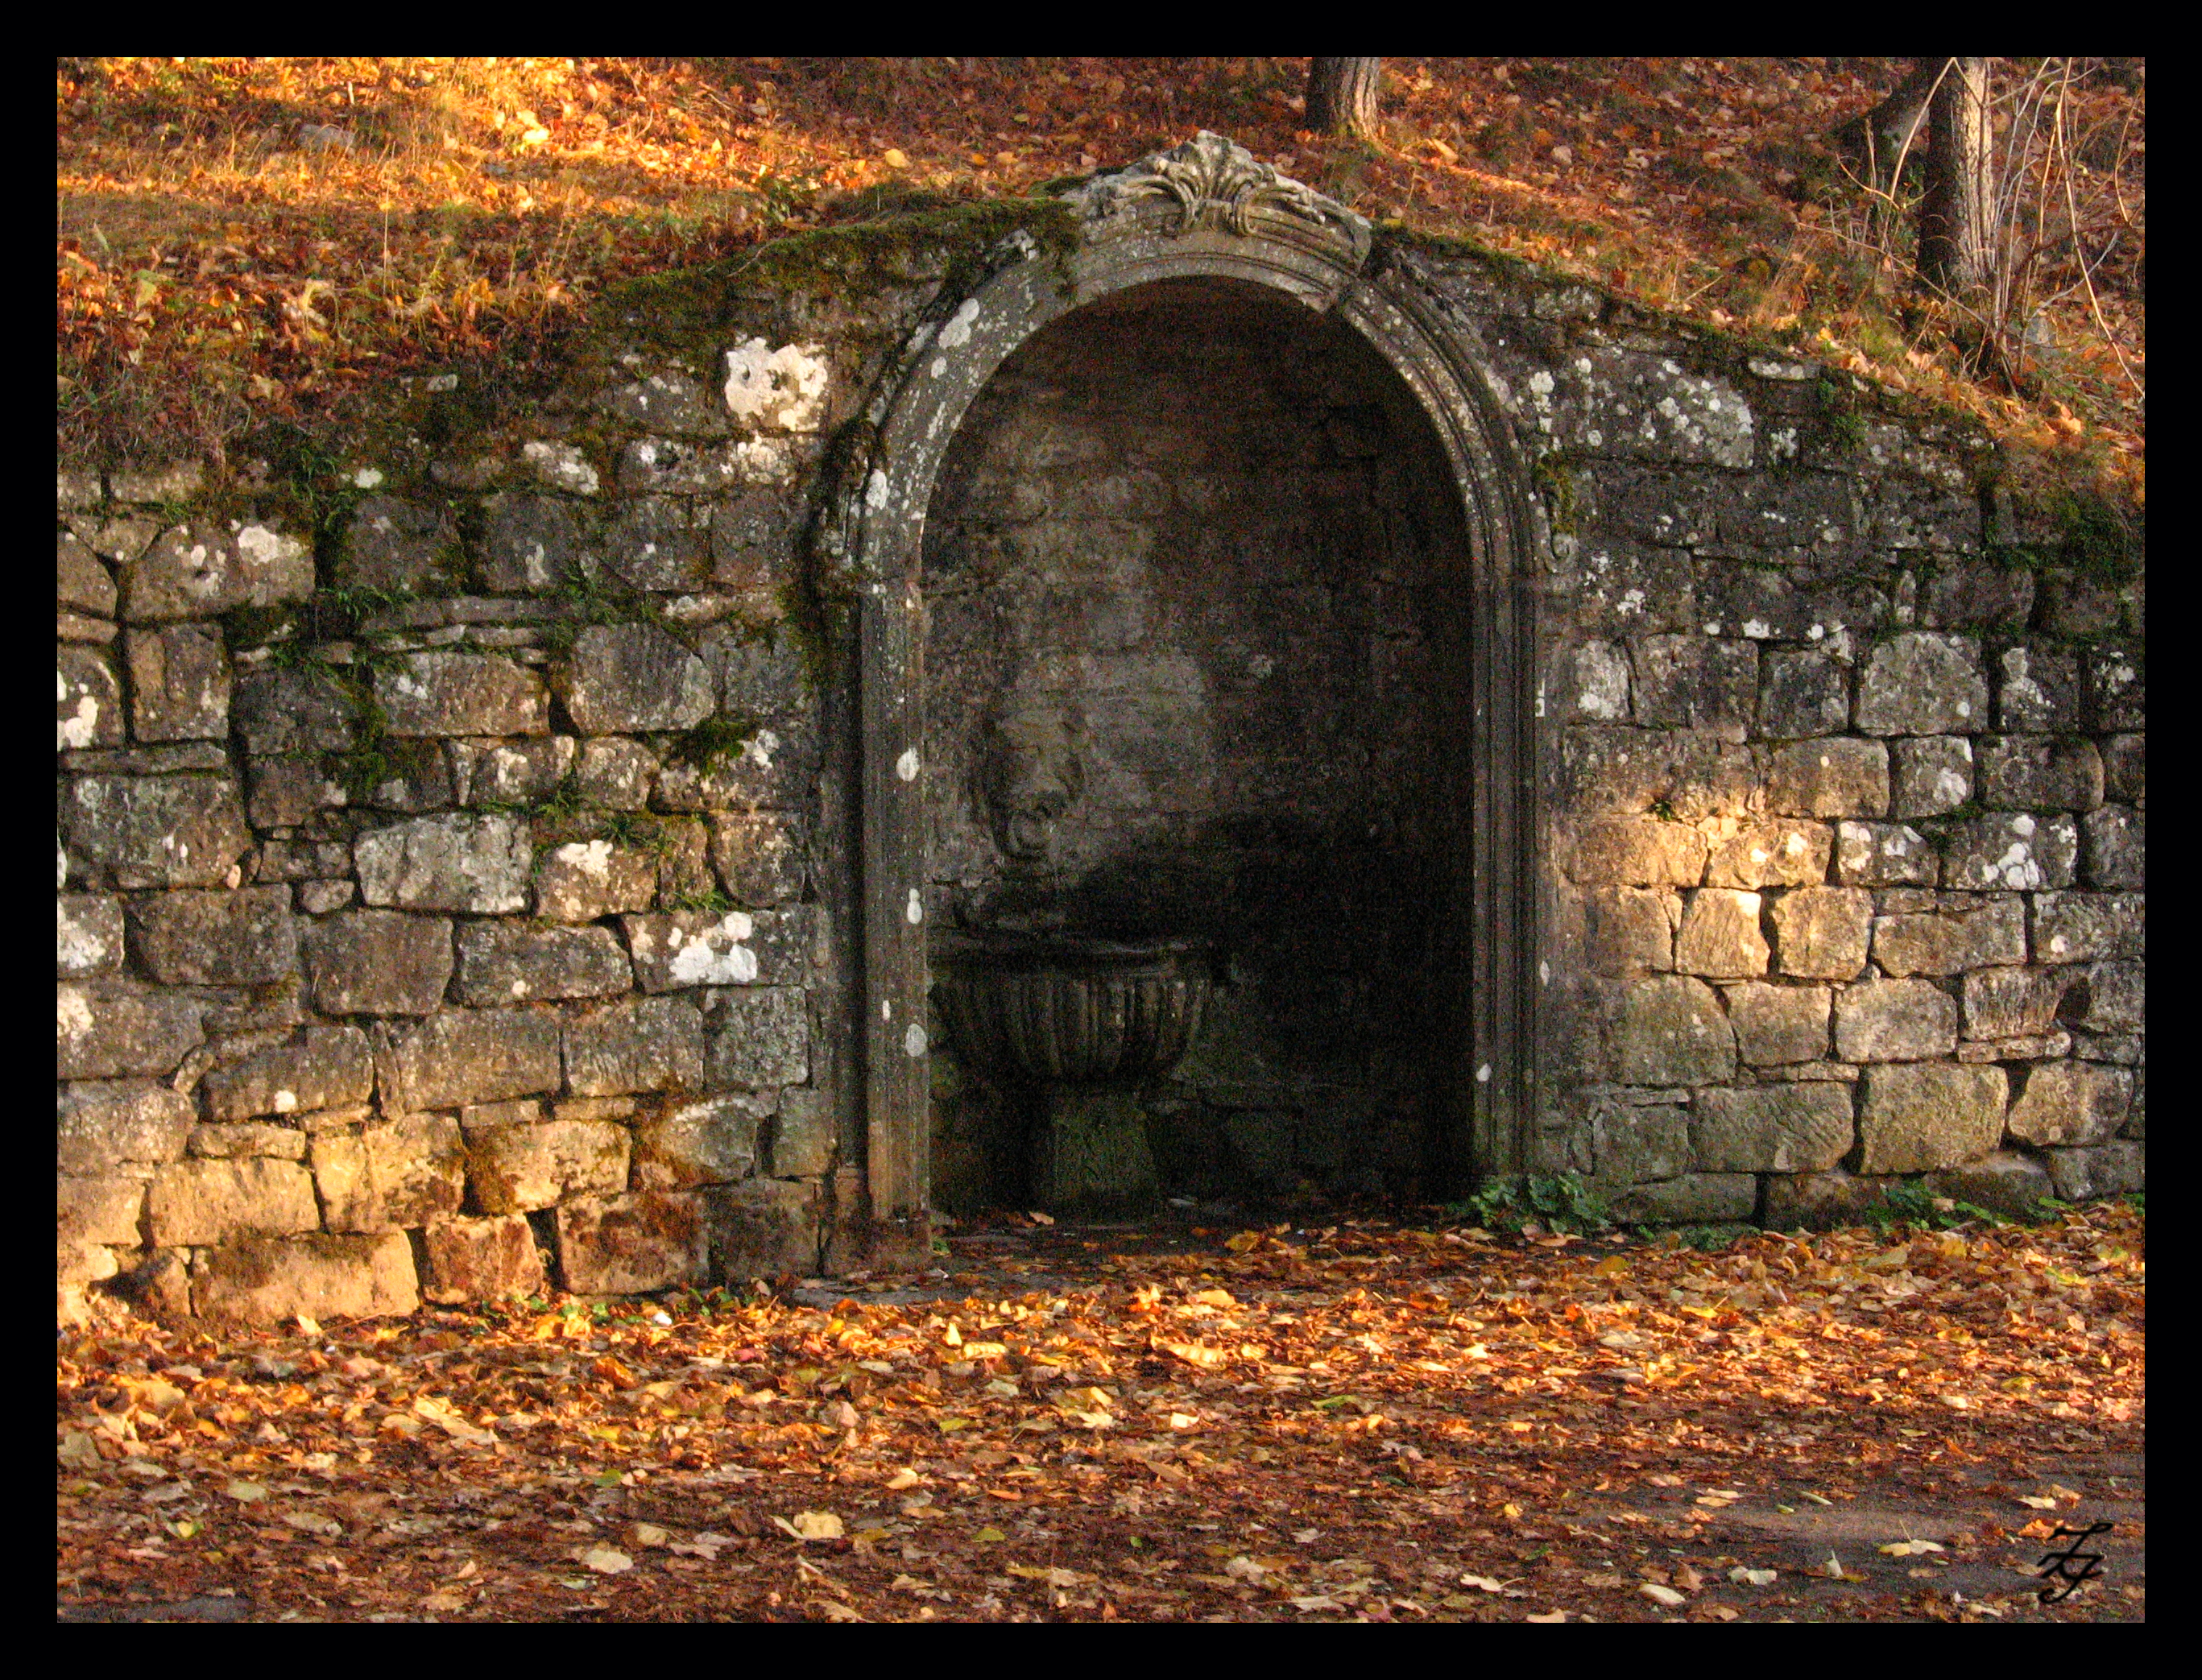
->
{"left": 846, "top": 135, "right": 1539, "bottom": 1245}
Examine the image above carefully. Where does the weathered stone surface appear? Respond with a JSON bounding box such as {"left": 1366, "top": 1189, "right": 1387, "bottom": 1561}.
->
{"left": 1764, "top": 738, "right": 1889, "bottom": 817}
{"left": 565, "top": 996, "right": 706, "bottom": 1096}
{"left": 2030, "top": 893, "right": 2144, "bottom": 965}
{"left": 232, "top": 664, "right": 356, "bottom": 756}
{"left": 1832, "top": 820, "right": 1937, "bottom": 888}
{"left": 2086, "top": 644, "right": 2143, "bottom": 731}
{"left": 122, "top": 523, "right": 313, "bottom": 622}
{"left": 1583, "top": 887, "right": 1676, "bottom": 974}
{"left": 2101, "top": 734, "right": 2143, "bottom": 804}
{"left": 57, "top": 533, "right": 116, "bottom": 616}
{"left": 768, "top": 1087, "right": 835, "bottom": 1177}
{"left": 1675, "top": 889, "right": 1768, "bottom": 978}
{"left": 1629, "top": 635, "right": 1757, "bottom": 739}
{"left": 126, "top": 626, "right": 230, "bottom": 742}
{"left": 57, "top": 894, "right": 123, "bottom": 978}
{"left": 57, "top": 1081, "right": 197, "bottom": 1173}
{"left": 147, "top": 1157, "right": 320, "bottom": 1246}
{"left": 466, "top": 1120, "right": 630, "bottom": 1214}
{"left": 1588, "top": 1100, "right": 1688, "bottom": 1185}
{"left": 1692, "top": 1084, "right": 1854, "bottom": 1173}
{"left": 480, "top": 493, "right": 583, "bottom": 592}
{"left": 1960, "top": 967, "right": 2070, "bottom": 1040}
{"left": 1767, "top": 886, "right": 1873, "bottom": 980}
{"left": 1707, "top": 821, "right": 1831, "bottom": 889}
{"left": 422, "top": 1214, "right": 546, "bottom": 1305}
{"left": 56, "top": 645, "right": 124, "bottom": 750}
{"left": 2006, "top": 1061, "right": 2131, "bottom": 1148}
{"left": 246, "top": 756, "right": 346, "bottom": 829}
{"left": 1856, "top": 1063, "right": 2006, "bottom": 1173}
{"left": 59, "top": 1176, "right": 145, "bottom": 1248}
{"left": 634, "top": 1094, "right": 769, "bottom": 1189}
{"left": 453, "top": 921, "right": 631, "bottom": 1004}
{"left": 1993, "top": 642, "right": 2082, "bottom": 731}
{"left": 1559, "top": 640, "right": 1630, "bottom": 721}
{"left": 1756, "top": 648, "right": 1848, "bottom": 738}
{"left": 310, "top": 1116, "right": 466, "bottom": 1231}
{"left": 451, "top": 735, "right": 575, "bottom": 806}
{"left": 604, "top": 497, "right": 711, "bottom": 591}
{"left": 705, "top": 987, "right": 810, "bottom": 1089}
{"left": 337, "top": 496, "right": 456, "bottom": 591}
{"left": 576, "top": 738, "right": 657, "bottom": 809}
{"left": 654, "top": 720, "right": 817, "bottom": 813}
{"left": 2081, "top": 805, "right": 2142, "bottom": 890}
{"left": 535, "top": 840, "right": 660, "bottom": 924}
{"left": 1608, "top": 1173, "right": 1757, "bottom": 1225}
{"left": 1889, "top": 736, "right": 1973, "bottom": 819}
{"left": 62, "top": 774, "right": 250, "bottom": 888}
{"left": 1724, "top": 983, "right": 1830, "bottom": 1065}
{"left": 188, "top": 1123, "right": 308, "bottom": 1160}
{"left": 703, "top": 1177, "right": 817, "bottom": 1277}
{"left": 1943, "top": 813, "right": 2079, "bottom": 892}
{"left": 1872, "top": 895, "right": 2026, "bottom": 975}
{"left": 625, "top": 909, "right": 764, "bottom": 991}
{"left": 1567, "top": 816, "right": 1707, "bottom": 887}
{"left": 556, "top": 1191, "right": 706, "bottom": 1294}
{"left": 560, "top": 624, "right": 714, "bottom": 734}
{"left": 1834, "top": 976, "right": 1959, "bottom": 1061}
{"left": 2067, "top": 961, "right": 2143, "bottom": 1032}
{"left": 301, "top": 911, "right": 454, "bottom": 1015}
{"left": 192, "top": 1232, "right": 419, "bottom": 1326}
{"left": 1854, "top": 632, "right": 1988, "bottom": 735}
{"left": 1599, "top": 976, "right": 1736, "bottom": 1086}
{"left": 1926, "top": 1152, "right": 2053, "bottom": 1219}
{"left": 356, "top": 813, "right": 532, "bottom": 913}
{"left": 130, "top": 888, "right": 298, "bottom": 985}
{"left": 389, "top": 1008, "right": 563, "bottom": 1110}
{"left": 708, "top": 813, "right": 806, "bottom": 904}
{"left": 598, "top": 367, "right": 732, "bottom": 437}
{"left": 2043, "top": 1140, "right": 2143, "bottom": 1202}
{"left": 375, "top": 652, "right": 549, "bottom": 738}
{"left": 1762, "top": 1167, "right": 1896, "bottom": 1230}
{"left": 203, "top": 1025, "right": 375, "bottom": 1120}
{"left": 1977, "top": 736, "right": 2101, "bottom": 813}
{"left": 57, "top": 986, "right": 205, "bottom": 1080}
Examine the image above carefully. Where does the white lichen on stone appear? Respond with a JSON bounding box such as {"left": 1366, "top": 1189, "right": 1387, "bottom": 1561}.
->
{"left": 722, "top": 338, "right": 830, "bottom": 433}
{"left": 522, "top": 441, "right": 599, "bottom": 494}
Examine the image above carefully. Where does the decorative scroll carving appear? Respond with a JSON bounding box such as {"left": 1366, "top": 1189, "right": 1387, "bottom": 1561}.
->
{"left": 1070, "top": 130, "right": 1368, "bottom": 256}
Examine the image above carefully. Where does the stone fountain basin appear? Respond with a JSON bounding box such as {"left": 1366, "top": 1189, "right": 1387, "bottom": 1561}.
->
{"left": 932, "top": 932, "right": 1213, "bottom": 1087}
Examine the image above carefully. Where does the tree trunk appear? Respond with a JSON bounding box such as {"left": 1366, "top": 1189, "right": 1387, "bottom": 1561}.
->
{"left": 1830, "top": 56, "right": 1941, "bottom": 192}
{"left": 1308, "top": 57, "right": 1382, "bottom": 140}
{"left": 1919, "top": 57, "right": 1995, "bottom": 299}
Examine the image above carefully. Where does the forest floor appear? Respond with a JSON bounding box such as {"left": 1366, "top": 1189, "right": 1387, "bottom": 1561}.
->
{"left": 57, "top": 1199, "right": 2142, "bottom": 1623}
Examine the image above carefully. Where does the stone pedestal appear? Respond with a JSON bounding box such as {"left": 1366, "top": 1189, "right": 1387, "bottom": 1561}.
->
{"left": 1033, "top": 1086, "right": 1159, "bottom": 1215}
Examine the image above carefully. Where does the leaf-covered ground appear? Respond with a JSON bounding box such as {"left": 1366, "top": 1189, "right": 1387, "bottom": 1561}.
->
{"left": 57, "top": 1202, "right": 2142, "bottom": 1622}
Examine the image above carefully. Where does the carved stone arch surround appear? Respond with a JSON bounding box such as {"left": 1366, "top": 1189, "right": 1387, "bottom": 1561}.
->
{"left": 850, "top": 134, "right": 1540, "bottom": 1246}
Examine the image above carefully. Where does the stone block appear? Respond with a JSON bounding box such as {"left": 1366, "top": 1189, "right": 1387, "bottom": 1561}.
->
{"left": 57, "top": 1081, "right": 197, "bottom": 1173}
{"left": 450, "top": 736, "right": 575, "bottom": 806}
{"left": 635, "top": 1094, "right": 769, "bottom": 1189}
{"left": 298, "top": 881, "right": 356, "bottom": 914}
{"left": 652, "top": 817, "right": 714, "bottom": 908}
{"left": 310, "top": 1116, "right": 466, "bottom": 1232}
{"left": 1600, "top": 976, "right": 1736, "bottom": 1086}
{"left": 1692, "top": 1084, "right": 1855, "bottom": 1173}
{"left": 625, "top": 908, "right": 767, "bottom": 991}
{"left": 654, "top": 718, "right": 817, "bottom": 813}
{"left": 129, "top": 888, "right": 298, "bottom": 986}
{"left": 203, "top": 1025, "right": 375, "bottom": 1121}
{"left": 1764, "top": 738, "right": 1889, "bottom": 818}
{"left": 337, "top": 496, "right": 456, "bottom": 591}
{"left": 1856, "top": 1063, "right": 2006, "bottom": 1173}
{"left": 246, "top": 756, "right": 346, "bottom": 829}
{"left": 232, "top": 664, "right": 357, "bottom": 757}
{"left": 1567, "top": 817, "right": 1707, "bottom": 887}
{"left": 453, "top": 921, "right": 631, "bottom": 1004}
{"left": 1889, "top": 736, "right": 1973, "bottom": 819}
{"left": 1724, "top": 982, "right": 1831, "bottom": 1065}
{"left": 535, "top": 840, "right": 660, "bottom": 924}
{"left": 1925, "top": 1152, "right": 2053, "bottom": 1219}
{"left": 192, "top": 1232, "right": 419, "bottom": 1326}
{"left": 1960, "top": 967, "right": 2070, "bottom": 1040}
{"left": 709, "top": 813, "right": 806, "bottom": 905}
{"left": 57, "top": 986, "right": 205, "bottom": 1080}
{"left": 1993, "top": 642, "right": 2082, "bottom": 731}
{"left": 126, "top": 626, "right": 230, "bottom": 742}
{"left": 2081, "top": 805, "right": 2142, "bottom": 890}
{"left": 604, "top": 497, "right": 711, "bottom": 591}
{"left": 702, "top": 1177, "right": 818, "bottom": 1277}
{"left": 598, "top": 367, "right": 731, "bottom": 437}
{"left": 1871, "top": 895, "right": 2026, "bottom": 975}
{"left": 2006, "top": 1061, "right": 2131, "bottom": 1148}
{"left": 57, "top": 533, "right": 116, "bottom": 616}
{"left": 122, "top": 523, "right": 313, "bottom": 623}
{"left": 301, "top": 910, "right": 454, "bottom": 1015}
{"left": 1583, "top": 888, "right": 1677, "bottom": 974}
{"left": 2101, "top": 734, "right": 2143, "bottom": 803}
{"left": 2030, "top": 893, "right": 2144, "bottom": 965}
{"left": 1608, "top": 1173, "right": 1758, "bottom": 1225}
{"left": 375, "top": 652, "right": 549, "bottom": 738}
{"left": 560, "top": 624, "right": 714, "bottom": 734}
{"left": 577, "top": 738, "right": 657, "bottom": 809}
{"left": 1707, "top": 821, "right": 1832, "bottom": 889}
{"left": 1559, "top": 640, "right": 1631, "bottom": 722}
{"left": 1761, "top": 1166, "right": 1896, "bottom": 1230}
{"left": 59, "top": 1176, "right": 147, "bottom": 1248}
{"left": 1588, "top": 1099, "right": 1689, "bottom": 1185}
{"left": 1767, "top": 886, "right": 1873, "bottom": 981}
{"left": 1855, "top": 632, "right": 1988, "bottom": 735}
{"left": 1922, "top": 559, "right": 2034, "bottom": 632}
{"left": 1629, "top": 635, "right": 1758, "bottom": 739}
{"left": 1833, "top": 820, "right": 1937, "bottom": 888}
{"left": 2067, "top": 961, "right": 2143, "bottom": 1032}
{"left": 2085, "top": 645, "right": 2143, "bottom": 731}
{"left": 2043, "top": 1140, "right": 2143, "bottom": 1202}
{"left": 1756, "top": 648, "right": 1849, "bottom": 738}
{"left": 56, "top": 645, "right": 125, "bottom": 751}
{"left": 1675, "top": 889, "right": 1768, "bottom": 978}
{"left": 706, "top": 987, "right": 810, "bottom": 1089}
{"left": 57, "top": 894, "right": 123, "bottom": 978}
{"left": 466, "top": 1119, "right": 631, "bottom": 1214}
{"left": 556, "top": 1191, "right": 706, "bottom": 1295}
{"left": 390, "top": 1008, "right": 563, "bottom": 1110}
{"left": 1834, "top": 977, "right": 1959, "bottom": 1061}
{"left": 147, "top": 1157, "right": 320, "bottom": 1246}
{"left": 1979, "top": 735, "right": 2103, "bottom": 813}
{"left": 479, "top": 493, "right": 583, "bottom": 592}
{"left": 565, "top": 996, "right": 706, "bottom": 1096}
{"left": 769, "top": 1087, "right": 836, "bottom": 1177}
{"left": 356, "top": 813, "right": 532, "bottom": 913}
{"left": 188, "top": 1123, "right": 307, "bottom": 1160}
{"left": 422, "top": 1214, "right": 547, "bottom": 1305}
{"left": 62, "top": 774, "right": 250, "bottom": 889}
{"left": 1943, "top": 812, "right": 2079, "bottom": 892}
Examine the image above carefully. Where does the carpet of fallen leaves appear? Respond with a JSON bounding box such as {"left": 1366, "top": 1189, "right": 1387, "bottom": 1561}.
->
{"left": 58, "top": 1201, "right": 2142, "bottom": 1623}
{"left": 57, "top": 57, "right": 2140, "bottom": 486}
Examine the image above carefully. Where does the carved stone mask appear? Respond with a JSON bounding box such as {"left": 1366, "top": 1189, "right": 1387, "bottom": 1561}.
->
{"left": 980, "top": 704, "right": 1082, "bottom": 860}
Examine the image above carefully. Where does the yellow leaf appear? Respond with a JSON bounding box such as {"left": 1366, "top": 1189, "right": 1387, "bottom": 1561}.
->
{"left": 1877, "top": 1539, "right": 1944, "bottom": 1557}
{"left": 1225, "top": 1231, "right": 1262, "bottom": 1253}
{"left": 1591, "top": 1256, "right": 1629, "bottom": 1277}
{"left": 881, "top": 148, "right": 910, "bottom": 169}
{"left": 812, "top": 1599, "right": 863, "bottom": 1621}
{"left": 885, "top": 1468, "right": 921, "bottom": 1491}
{"left": 774, "top": 1511, "right": 843, "bottom": 1542}
{"left": 974, "top": 1526, "right": 1007, "bottom": 1543}
{"left": 581, "top": 1546, "right": 633, "bottom": 1574}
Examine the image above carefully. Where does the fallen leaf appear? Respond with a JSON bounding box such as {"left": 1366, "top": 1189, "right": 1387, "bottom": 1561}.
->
{"left": 773, "top": 1511, "right": 843, "bottom": 1542}
{"left": 880, "top": 148, "right": 909, "bottom": 169}
{"left": 812, "top": 1599, "right": 864, "bottom": 1621}
{"left": 283, "top": 1508, "right": 342, "bottom": 1537}
{"left": 1728, "top": 1567, "right": 1778, "bottom": 1587}
{"left": 1877, "top": 1539, "right": 1945, "bottom": 1557}
{"left": 224, "top": 1479, "right": 268, "bottom": 1503}
{"left": 2016, "top": 1495, "right": 2059, "bottom": 1510}
{"left": 973, "top": 1526, "right": 1007, "bottom": 1544}
{"left": 633, "top": 1523, "right": 671, "bottom": 1547}
{"left": 1641, "top": 1582, "right": 1687, "bottom": 1607}
{"left": 885, "top": 1467, "right": 921, "bottom": 1491}
{"left": 1525, "top": 1610, "right": 1569, "bottom": 1623}
{"left": 581, "top": 1546, "right": 633, "bottom": 1574}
